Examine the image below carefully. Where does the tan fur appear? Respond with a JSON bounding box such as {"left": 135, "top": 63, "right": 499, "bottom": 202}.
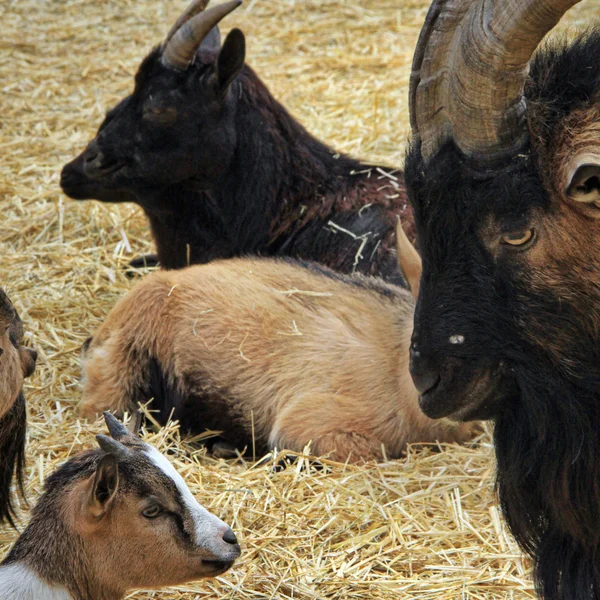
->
{"left": 6, "top": 418, "right": 239, "bottom": 600}
{"left": 67, "top": 466, "right": 217, "bottom": 594}
{"left": 81, "top": 258, "right": 475, "bottom": 463}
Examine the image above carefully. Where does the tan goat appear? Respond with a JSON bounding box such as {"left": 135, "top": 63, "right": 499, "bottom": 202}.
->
{"left": 0, "top": 412, "right": 240, "bottom": 600}
{"left": 80, "top": 224, "right": 476, "bottom": 462}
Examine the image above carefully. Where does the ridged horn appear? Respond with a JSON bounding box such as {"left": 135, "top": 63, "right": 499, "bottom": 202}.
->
{"left": 409, "top": 0, "right": 581, "bottom": 164}
{"left": 162, "top": 0, "right": 242, "bottom": 71}
{"left": 164, "top": 0, "right": 211, "bottom": 47}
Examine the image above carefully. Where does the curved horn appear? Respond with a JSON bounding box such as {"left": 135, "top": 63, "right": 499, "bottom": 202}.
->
{"left": 162, "top": 0, "right": 242, "bottom": 71}
{"left": 410, "top": 0, "right": 581, "bottom": 164}
{"left": 164, "top": 0, "right": 211, "bottom": 47}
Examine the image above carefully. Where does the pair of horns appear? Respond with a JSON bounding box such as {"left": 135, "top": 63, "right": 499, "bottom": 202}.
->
{"left": 96, "top": 411, "right": 141, "bottom": 459}
{"left": 410, "top": 0, "right": 581, "bottom": 165}
{"left": 161, "top": 0, "right": 242, "bottom": 71}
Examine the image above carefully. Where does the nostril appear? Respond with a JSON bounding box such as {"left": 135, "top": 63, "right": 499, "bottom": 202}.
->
{"left": 410, "top": 354, "right": 441, "bottom": 396}
{"left": 222, "top": 528, "right": 238, "bottom": 545}
{"left": 83, "top": 141, "right": 101, "bottom": 164}
{"left": 414, "top": 371, "right": 440, "bottom": 396}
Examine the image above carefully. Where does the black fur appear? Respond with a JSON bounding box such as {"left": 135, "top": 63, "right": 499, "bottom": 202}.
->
{"left": 138, "top": 357, "right": 264, "bottom": 457}
{"left": 405, "top": 30, "right": 600, "bottom": 600}
{"left": 0, "top": 391, "right": 27, "bottom": 528}
{"left": 60, "top": 30, "right": 413, "bottom": 282}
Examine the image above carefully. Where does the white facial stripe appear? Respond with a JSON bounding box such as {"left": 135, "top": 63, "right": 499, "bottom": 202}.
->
{"left": 145, "top": 446, "right": 228, "bottom": 549}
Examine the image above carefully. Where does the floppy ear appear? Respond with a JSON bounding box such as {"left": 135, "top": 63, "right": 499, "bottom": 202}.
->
{"left": 215, "top": 28, "right": 245, "bottom": 92}
{"left": 566, "top": 163, "right": 600, "bottom": 205}
{"left": 18, "top": 346, "right": 37, "bottom": 379}
{"left": 395, "top": 219, "right": 422, "bottom": 300}
{"left": 88, "top": 454, "right": 119, "bottom": 519}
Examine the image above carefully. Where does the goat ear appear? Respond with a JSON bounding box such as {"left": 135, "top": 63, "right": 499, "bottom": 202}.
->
{"left": 19, "top": 346, "right": 37, "bottom": 379}
{"left": 395, "top": 219, "right": 422, "bottom": 300}
{"left": 566, "top": 163, "right": 600, "bottom": 204}
{"left": 215, "top": 28, "right": 245, "bottom": 92}
{"left": 89, "top": 454, "right": 119, "bottom": 518}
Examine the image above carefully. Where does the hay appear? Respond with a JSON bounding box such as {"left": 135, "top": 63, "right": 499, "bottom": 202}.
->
{"left": 0, "top": 0, "right": 598, "bottom": 597}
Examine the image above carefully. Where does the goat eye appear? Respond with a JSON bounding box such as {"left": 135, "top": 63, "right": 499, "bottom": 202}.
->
{"left": 142, "top": 504, "right": 162, "bottom": 519}
{"left": 143, "top": 105, "right": 176, "bottom": 123}
{"left": 500, "top": 229, "right": 534, "bottom": 247}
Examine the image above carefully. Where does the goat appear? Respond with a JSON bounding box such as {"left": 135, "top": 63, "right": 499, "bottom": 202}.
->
{"left": 405, "top": 1, "right": 600, "bottom": 598}
{"left": 60, "top": 0, "right": 415, "bottom": 286}
{"left": 78, "top": 223, "right": 474, "bottom": 463}
{"left": 0, "top": 289, "right": 37, "bottom": 527}
{"left": 0, "top": 412, "right": 240, "bottom": 600}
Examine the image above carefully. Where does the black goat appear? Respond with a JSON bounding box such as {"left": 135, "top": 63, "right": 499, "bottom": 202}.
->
{"left": 405, "top": 0, "right": 600, "bottom": 599}
{"left": 60, "top": 0, "right": 414, "bottom": 284}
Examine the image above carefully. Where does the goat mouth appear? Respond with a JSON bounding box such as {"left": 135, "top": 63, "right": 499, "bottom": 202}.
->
{"left": 200, "top": 559, "right": 235, "bottom": 574}
{"left": 418, "top": 365, "right": 514, "bottom": 421}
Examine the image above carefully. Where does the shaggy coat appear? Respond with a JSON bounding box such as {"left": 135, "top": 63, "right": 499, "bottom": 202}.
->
{"left": 406, "top": 22, "right": 600, "bottom": 600}
{"left": 0, "top": 289, "right": 37, "bottom": 526}
{"left": 80, "top": 256, "right": 474, "bottom": 462}
{"left": 60, "top": 7, "right": 414, "bottom": 285}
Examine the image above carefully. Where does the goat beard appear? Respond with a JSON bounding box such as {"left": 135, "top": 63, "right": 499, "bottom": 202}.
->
{"left": 494, "top": 359, "right": 600, "bottom": 600}
{"left": 0, "top": 391, "right": 27, "bottom": 528}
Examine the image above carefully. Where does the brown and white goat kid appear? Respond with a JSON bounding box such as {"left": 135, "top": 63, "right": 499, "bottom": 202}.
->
{"left": 0, "top": 412, "right": 241, "bottom": 600}
{"left": 80, "top": 225, "right": 475, "bottom": 462}
{"left": 0, "top": 289, "right": 37, "bottom": 526}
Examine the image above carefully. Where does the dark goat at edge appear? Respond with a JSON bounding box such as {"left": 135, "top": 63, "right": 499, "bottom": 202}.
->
{"left": 0, "top": 290, "right": 37, "bottom": 526}
{"left": 406, "top": 0, "right": 600, "bottom": 599}
{"left": 60, "top": 0, "right": 414, "bottom": 285}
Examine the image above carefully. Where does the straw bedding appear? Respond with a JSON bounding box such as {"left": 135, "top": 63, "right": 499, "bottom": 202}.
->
{"left": 0, "top": 0, "right": 598, "bottom": 598}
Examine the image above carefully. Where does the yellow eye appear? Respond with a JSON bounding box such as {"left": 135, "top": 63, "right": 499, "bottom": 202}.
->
{"left": 143, "top": 105, "right": 164, "bottom": 117}
{"left": 501, "top": 229, "right": 535, "bottom": 247}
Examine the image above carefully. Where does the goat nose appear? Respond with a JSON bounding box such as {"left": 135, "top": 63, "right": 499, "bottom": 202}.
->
{"left": 222, "top": 528, "right": 238, "bottom": 545}
{"left": 409, "top": 348, "right": 441, "bottom": 396}
{"left": 83, "top": 142, "right": 101, "bottom": 164}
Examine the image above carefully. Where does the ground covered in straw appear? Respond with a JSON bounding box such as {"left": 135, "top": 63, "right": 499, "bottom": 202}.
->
{"left": 0, "top": 0, "right": 598, "bottom": 598}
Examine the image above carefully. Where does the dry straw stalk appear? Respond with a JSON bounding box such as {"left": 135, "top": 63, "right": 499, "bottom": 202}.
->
{"left": 0, "top": 0, "right": 597, "bottom": 598}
